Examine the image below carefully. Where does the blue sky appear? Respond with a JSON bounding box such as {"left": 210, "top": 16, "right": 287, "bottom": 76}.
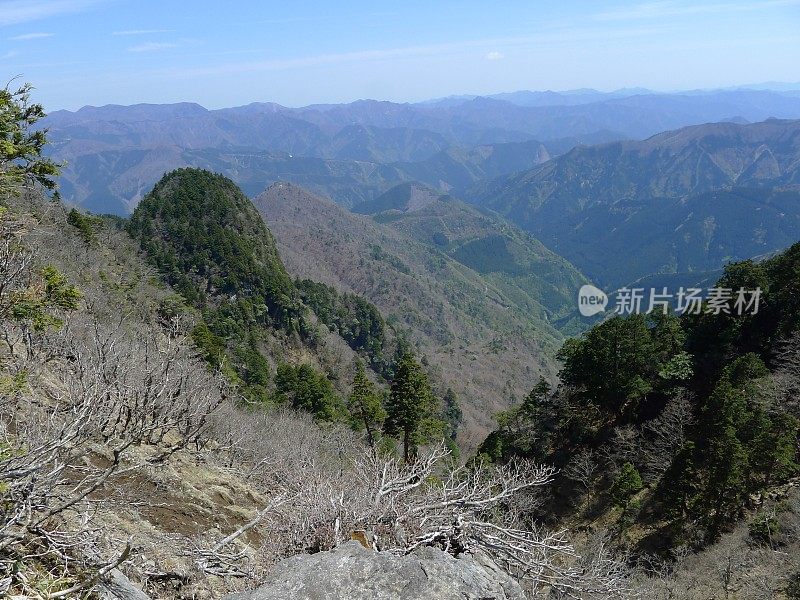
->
{"left": 1, "top": 0, "right": 799, "bottom": 110}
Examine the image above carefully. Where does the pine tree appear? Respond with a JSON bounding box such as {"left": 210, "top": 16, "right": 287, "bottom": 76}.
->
{"left": 521, "top": 377, "right": 551, "bottom": 420}
{"left": 751, "top": 413, "right": 800, "bottom": 486}
{"left": 660, "top": 441, "right": 697, "bottom": 519}
{"left": 442, "top": 388, "right": 462, "bottom": 441}
{"left": 701, "top": 422, "right": 749, "bottom": 536}
{"left": 348, "top": 362, "right": 386, "bottom": 448}
{"left": 0, "top": 83, "right": 60, "bottom": 195}
{"left": 384, "top": 352, "right": 438, "bottom": 462}
{"left": 557, "top": 314, "right": 656, "bottom": 420}
{"left": 274, "top": 363, "right": 343, "bottom": 422}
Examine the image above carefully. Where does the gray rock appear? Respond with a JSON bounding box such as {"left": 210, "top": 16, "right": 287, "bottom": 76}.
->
{"left": 96, "top": 568, "right": 152, "bottom": 600}
{"left": 224, "top": 541, "right": 525, "bottom": 600}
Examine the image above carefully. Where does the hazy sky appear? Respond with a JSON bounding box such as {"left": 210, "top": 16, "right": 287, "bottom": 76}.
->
{"left": 1, "top": 0, "right": 799, "bottom": 110}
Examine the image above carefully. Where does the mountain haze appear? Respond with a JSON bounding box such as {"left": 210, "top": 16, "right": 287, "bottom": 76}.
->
{"left": 470, "top": 118, "right": 800, "bottom": 287}
{"left": 43, "top": 88, "right": 800, "bottom": 215}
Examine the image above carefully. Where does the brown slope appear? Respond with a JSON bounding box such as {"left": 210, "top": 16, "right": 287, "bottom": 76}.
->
{"left": 253, "top": 182, "right": 561, "bottom": 450}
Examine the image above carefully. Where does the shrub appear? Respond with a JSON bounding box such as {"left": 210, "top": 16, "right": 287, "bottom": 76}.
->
{"left": 748, "top": 511, "right": 780, "bottom": 545}
{"left": 610, "top": 462, "right": 643, "bottom": 507}
{"left": 787, "top": 571, "right": 800, "bottom": 599}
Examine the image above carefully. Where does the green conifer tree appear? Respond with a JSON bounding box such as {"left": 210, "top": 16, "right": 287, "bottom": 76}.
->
{"left": 442, "top": 388, "right": 462, "bottom": 441}
{"left": 610, "top": 462, "right": 643, "bottom": 507}
{"left": 1, "top": 83, "right": 60, "bottom": 195}
{"left": 348, "top": 362, "right": 386, "bottom": 448}
{"left": 384, "top": 352, "right": 439, "bottom": 462}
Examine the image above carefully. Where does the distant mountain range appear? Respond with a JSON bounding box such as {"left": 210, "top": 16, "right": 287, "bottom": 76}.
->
{"left": 423, "top": 83, "right": 800, "bottom": 106}
{"left": 44, "top": 88, "right": 800, "bottom": 215}
{"left": 469, "top": 118, "right": 800, "bottom": 288}
{"left": 41, "top": 89, "right": 800, "bottom": 324}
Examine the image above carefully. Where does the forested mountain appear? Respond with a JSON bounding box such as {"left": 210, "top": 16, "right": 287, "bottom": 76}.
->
{"left": 125, "top": 168, "right": 390, "bottom": 416}
{"left": 254, "top": 182, "right": 587, "bottom": 446}
{"left": 1, "top": 181, "right": 610, "bottom": 599}
{"left": 48, "top": 139, "right": 556, "bottom": 215}
{"left": 478, "top": 243, "right": 800, "bottom": 593}
{"left": 5, "top": 76, "right": 800, "bottom": 599}
{"left": 43, "top": 89, "right": 800, "bottom": 215}
{"left": 354, "top": 182, "right": 588, "bottom": 332}
{"left": 470, "top": 118, "right": 800, "bottom": 288}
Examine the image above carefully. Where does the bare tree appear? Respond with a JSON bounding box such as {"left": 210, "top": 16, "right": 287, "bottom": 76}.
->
{"left": 1, "top": 204, "right": 226, "bottom": 595}
{"left": 768, "top": 332, "right": 800, "bottom": 417}
{"left": 552, "top": 532, "right": 640, "bottom": 599}
{"left": 564, "top": 448, "right": 598, "bottom": 506}
{"left": 600, "top": 425, "right": 640, "bottom": 473}
{"left": 640, "top": 394, "right": 693, "bottom": 479}
{"left": 199, "top": 425, "right": 638, "bottom": 597}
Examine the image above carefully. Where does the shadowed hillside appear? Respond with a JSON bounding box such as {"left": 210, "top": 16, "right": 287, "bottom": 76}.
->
{"left": 470, "top": 118, "right": 800, "bottom": 288}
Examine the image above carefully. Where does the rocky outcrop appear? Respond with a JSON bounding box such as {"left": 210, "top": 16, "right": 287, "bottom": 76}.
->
{"left": 96, "top": 569, "right": 152, "bottom": 600}
{"left": 224, "top": 541, "right": 525, "bottom": 600}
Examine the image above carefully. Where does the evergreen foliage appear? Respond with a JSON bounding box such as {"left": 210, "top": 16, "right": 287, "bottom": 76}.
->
{"left": 10, "top": 265, "right": 81, "bottom": 331}
{"left": 0, "top": 83, "right": 60, "bottom": 195}
{"left": 557, "top": 313, "right": 679, "bottom": 420}
{"left": 442, "top": 388, "right": 462, "bottom": 441}
{"left": 66, "top": 208, "right": 100, "bottom": 246}
{"left": 127, "top": 169, "right": 305, "bottom": 403}
{"left": 127, "top": 168, "right": 298, "bottom": 328}
{"left": 384, "top": 352, "right": 444, "bottom": 462}
{"left": 347, "top": 362, "right": 386, "bottom": 447}
{"left": 479, "top": 242, "right": 800, "bottom": 543}
{"left": 610, "top": 463, "right": 643, "bottom": 507}
{"left": 297, "top": 279, "right": 388, "bottom": 369}
{"left": 274, "top": 363, "right": 345, "bottom": 423}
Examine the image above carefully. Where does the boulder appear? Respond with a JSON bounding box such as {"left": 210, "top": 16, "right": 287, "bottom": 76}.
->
{"left": 224, "top": 541, "right": 525, "bottom": 600}
{"left": 96, "top": 569, "right": 152, "bottom": 600}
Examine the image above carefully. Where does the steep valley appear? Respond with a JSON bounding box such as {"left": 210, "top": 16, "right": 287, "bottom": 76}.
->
{"left": 254, "top": 182, "right": 587, "bottom": 447}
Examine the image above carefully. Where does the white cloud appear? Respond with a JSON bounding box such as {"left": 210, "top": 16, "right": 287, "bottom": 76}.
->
{"left": 157, "top": 27, "right": 672, "bottom": 79}
{"left": 595, "top": 0, "right": 800, "bottom": 21}
{"left": 485, "top": 51, "right": 504, "bottom": 61}
{"left": 0, "top": 50, "right": 20, "bottom": 60}
{"left": 0, "top": 0, "right": 104, "bottom": 26}
{"left": 113, "top": 29, "right": 172, "bottom": 36}
{"left": 9, "top": 32, "right": 54, "bottom": 40}
{"left": 128, "top": 41, "right": 178, "bottom": 53}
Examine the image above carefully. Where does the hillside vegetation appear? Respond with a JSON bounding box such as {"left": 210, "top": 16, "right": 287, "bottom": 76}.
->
{"left": 5, "top": 80, "right": 800, "bottom": 599}
{"left": 2, "top": 87, "right": 648, "bottom": 598}
{"left": 254, "top": 182, "right": 586, "bottom": 447}
{"left": 478, "top": 244, "right": 800, "bottom": 596}
{"left": 356, "top": 182, "right": 589, "bottom": 334}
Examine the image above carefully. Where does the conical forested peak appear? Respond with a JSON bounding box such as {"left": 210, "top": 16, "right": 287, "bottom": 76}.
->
{"left": 127, "top": 168, "right": 295, "bottom": 321}
{"left": 130, "top": 167, "right": 284, "bottom": 266}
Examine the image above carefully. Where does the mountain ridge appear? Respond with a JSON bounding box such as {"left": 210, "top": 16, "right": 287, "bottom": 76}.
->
{"left": 469, "top": 118, "right": 800, "bottom": 287}
{"left": 253, "top": 181, "right": 588, "bottom": 446}
{"left": 44, "top": 90, "right": 800, "bottom": 215}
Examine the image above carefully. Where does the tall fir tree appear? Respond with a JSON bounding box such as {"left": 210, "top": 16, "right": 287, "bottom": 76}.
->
{"left": 384, "top": 352, "right": 439, "bottom": 462}
{"left": 442, "top": 388, "right": 462, "bottom": 441}
{"left": 659, "top": 441, "right": 697, "bottom": 520}
{"left": 0, "top": 83, "right": 60, "bottom": 195}
{"left": 348, "top": 362, "right": 386, "bottom": 448}
{"left": 701, "top": 423, "right": 749, "bottom": 536}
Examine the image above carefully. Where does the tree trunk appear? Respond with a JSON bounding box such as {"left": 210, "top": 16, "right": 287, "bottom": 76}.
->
{"left": 364, "top": 419, "right": 376, "bottom": 449}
